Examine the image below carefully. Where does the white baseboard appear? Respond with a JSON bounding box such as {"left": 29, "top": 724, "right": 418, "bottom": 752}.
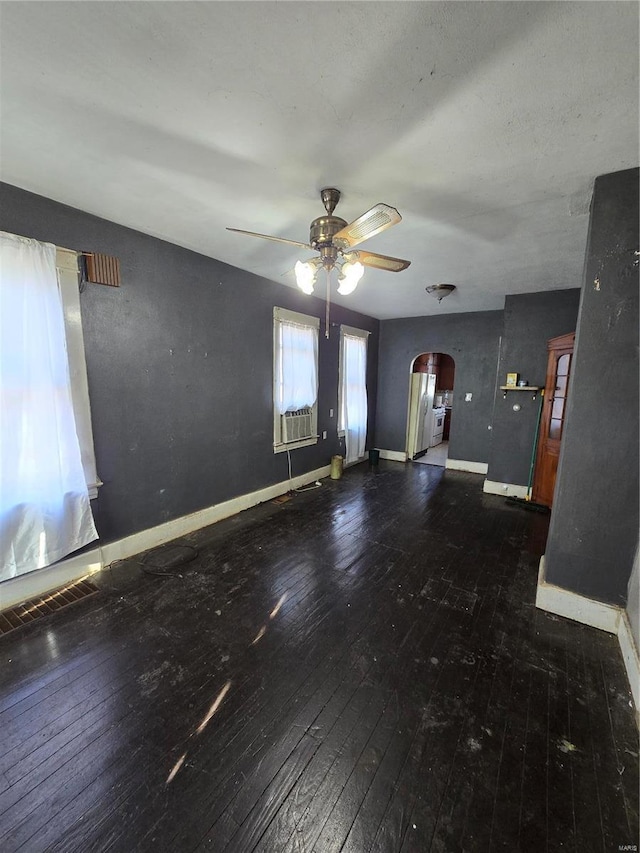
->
{"left": 0, "top": 464, "right": 331, "bottom": 610}
{"left": 377, "top": 449, "right": 407, "bottom": 462}
{"left": 483, "top": 479, "right": 529, "bottom": 498}
{"left": 446, "top": 458, "right": 489, "bottom": 475}
{"left": 535, "top": 556, "right": 639, "bottom": 723}
{"left": 101, "top": 462, "right": 331, "bottom": 565}
{"left": 535, "top": 556, "right": 621, "bottom": 633}
{"left": 618, "top": 612, "right": 640, "bottom": 717}
{"left": 343, "top": 456, "right": 366, "bottom": 470}
{"left": 371, "top": 452, "right": 488, "bottom": 474}
{"left": 0, "top": 549, "right": 103, "bottom": 611}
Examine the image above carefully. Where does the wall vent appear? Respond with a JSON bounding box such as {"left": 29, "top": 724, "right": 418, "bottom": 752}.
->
{"left": 282, "top": 408, "right": 313, "bottom": 443}
{"left": 83, "top": 252, "right": 121, "bottom": 287}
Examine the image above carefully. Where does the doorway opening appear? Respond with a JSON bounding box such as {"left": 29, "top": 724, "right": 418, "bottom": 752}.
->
{"left": 405, "top": 352, "right": 456, "bottom": 467}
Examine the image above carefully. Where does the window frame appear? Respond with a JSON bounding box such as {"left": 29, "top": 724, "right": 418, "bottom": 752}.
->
{"left": 273, "top": 306, "right": 319, "bottom": 454}
{"left": 56, "top": 247, "right": 101, "bottom": 499}
{"left": 338, "top": 324, "right": 369, "bottom": 440}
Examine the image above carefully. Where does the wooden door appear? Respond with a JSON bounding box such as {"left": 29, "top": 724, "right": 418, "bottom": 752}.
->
{"left": 532, "top": 332, "right": 575, "bottom": 507}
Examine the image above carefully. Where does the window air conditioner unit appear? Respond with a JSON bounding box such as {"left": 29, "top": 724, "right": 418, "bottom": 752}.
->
{"left": 282, "top": 408, "right": 313, "bottom": 443}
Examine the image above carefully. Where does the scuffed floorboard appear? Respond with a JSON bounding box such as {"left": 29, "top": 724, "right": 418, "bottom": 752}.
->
{"left": 0, "top": 462, "right": 637, "bottom": 852}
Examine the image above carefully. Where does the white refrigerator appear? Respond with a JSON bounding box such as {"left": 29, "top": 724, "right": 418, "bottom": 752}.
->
{"left": 407, "top": 373, "right": 436, "bottom": 458}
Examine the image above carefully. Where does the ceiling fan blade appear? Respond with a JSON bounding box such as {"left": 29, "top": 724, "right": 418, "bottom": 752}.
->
{"left": 226, "top": 228, "right": 312, "bottom": 250}
{"left": 332, "top": 203, "right": 402, "bottom": 250}
{"left": 343, "top": 250, "right": 411, "bottom": 272}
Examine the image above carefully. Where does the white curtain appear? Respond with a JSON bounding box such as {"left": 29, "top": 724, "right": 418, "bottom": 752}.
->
{"left": 341, "top": 333, "right": 368, "bottom": 464}
{"left": 0, "top": 232, "right": 98, "bottom": 580}
{"left": 276, "top": 320, "right": 318, "bottom": 414}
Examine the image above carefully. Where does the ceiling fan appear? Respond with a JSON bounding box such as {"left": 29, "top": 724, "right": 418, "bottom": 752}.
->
{"left": 227, "top": 188, "right": 411, "bottom": 299}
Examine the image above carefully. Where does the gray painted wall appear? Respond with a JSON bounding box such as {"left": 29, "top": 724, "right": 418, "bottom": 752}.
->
{"left": 487, "top": 290, "right": 581, "bottom": 486}
{"left": 0, "top": 183, "right": 379, "bottom": 545}
{"left": 375, "top": 311, "right": 503, "bottom": 463}
{"left": 544, "top": 168, "right": 639, "bottom": 606}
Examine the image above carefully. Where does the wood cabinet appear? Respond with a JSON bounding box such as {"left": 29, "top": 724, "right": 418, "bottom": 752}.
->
{"left": 413, "top": 353, "right": 455, "bottom": 391}
{"left": 413, "top": 352, "right": 439, "bottom": 374}
{"left": 443, "top": 408, "right": 452, "bottom": 441}
{"left": 437, "top": 354, "right": 455, "bottom": 391}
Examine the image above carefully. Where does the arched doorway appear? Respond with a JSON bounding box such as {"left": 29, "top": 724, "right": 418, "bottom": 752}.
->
{"left": 405, "top": 352, "right": 456, "bottom": 465}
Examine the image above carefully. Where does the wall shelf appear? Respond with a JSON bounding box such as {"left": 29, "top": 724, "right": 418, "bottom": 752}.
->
{"left": 500, "top": 385, "right": 542, "bottom": 399}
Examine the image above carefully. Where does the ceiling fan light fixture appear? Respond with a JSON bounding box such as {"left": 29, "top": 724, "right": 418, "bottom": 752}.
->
{"left": 294, "top": 260, "right": 317, "bottom": 294}
{"left": 337, "top": 260, "right": 365, "bottom": 295}
{"left": 229, "top": 190, "right": 410, "bottom": 326}
{"left": 426, "top": 283, "right": 456, "bottom": 302}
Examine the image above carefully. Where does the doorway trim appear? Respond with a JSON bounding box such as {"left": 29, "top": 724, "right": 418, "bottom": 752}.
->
{"left": 404, "top": 351, "right": 456, "bottom": 461}
{"left": 404, "top": 353, "right": 422, "bottom": 460}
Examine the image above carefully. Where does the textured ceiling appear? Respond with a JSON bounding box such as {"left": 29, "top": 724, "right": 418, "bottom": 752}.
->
{"left": 1, "top": 1, "right": 638, "bottom": 319}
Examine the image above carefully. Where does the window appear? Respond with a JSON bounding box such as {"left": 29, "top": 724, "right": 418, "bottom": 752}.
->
{"left": 56, "top": 248, "right": 101, "bottom": 498}
{"left": 338, "top": 325, "right": 369, "bottom": 464}
{"left": 273, "top": 307, "right": 319, "bottom": 452}
{"left": 0, "top": 233, "right": 98, "bottom": 579}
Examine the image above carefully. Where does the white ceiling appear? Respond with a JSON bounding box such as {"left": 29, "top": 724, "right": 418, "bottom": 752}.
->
{"left": 1, "top": 2, "right": 638, "bottom": 319}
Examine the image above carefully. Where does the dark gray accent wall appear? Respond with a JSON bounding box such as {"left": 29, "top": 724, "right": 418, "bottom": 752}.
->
{"left": 544, "top": 168, "right": 639, "bottom": 606}
{"left": 0, "top": 183, "right": 379, "bottom": 545}
{"left": 375, "top": 311, "right": 503, "bottom": 463}
{"left": 487, "top": 290, "right": 581, "bottom": 486}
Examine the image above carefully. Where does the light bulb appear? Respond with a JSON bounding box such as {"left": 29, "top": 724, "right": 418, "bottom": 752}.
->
{"left": 337, "top": 261, "right": 364, "bottom": 295}
{"left": 294, "top": 260, "right": 316, "bottom": 294}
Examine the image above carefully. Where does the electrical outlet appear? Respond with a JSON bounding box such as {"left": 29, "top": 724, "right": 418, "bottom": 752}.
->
{"left": 322, "top": 430, "right": 327, "bottom": 439}
{"left": 465, "top": 392, "right": 473, "bottom": 402}
{"left": 329, "top": 408, "right": 334, "bottom": 418}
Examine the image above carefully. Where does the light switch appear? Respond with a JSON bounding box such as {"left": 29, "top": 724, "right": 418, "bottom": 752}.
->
{"left": 465, "top": 392, "right": 473, "bottom": 402}
{"left": 322, "top": 430, "right": 327, "bottom": 439}
{"left": 329, "top": 408, "right": 334, "bottom": 417}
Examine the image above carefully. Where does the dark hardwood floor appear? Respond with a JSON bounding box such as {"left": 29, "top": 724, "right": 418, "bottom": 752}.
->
{"left": 0, "top": 462, "right": 638, "bottom": 852}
